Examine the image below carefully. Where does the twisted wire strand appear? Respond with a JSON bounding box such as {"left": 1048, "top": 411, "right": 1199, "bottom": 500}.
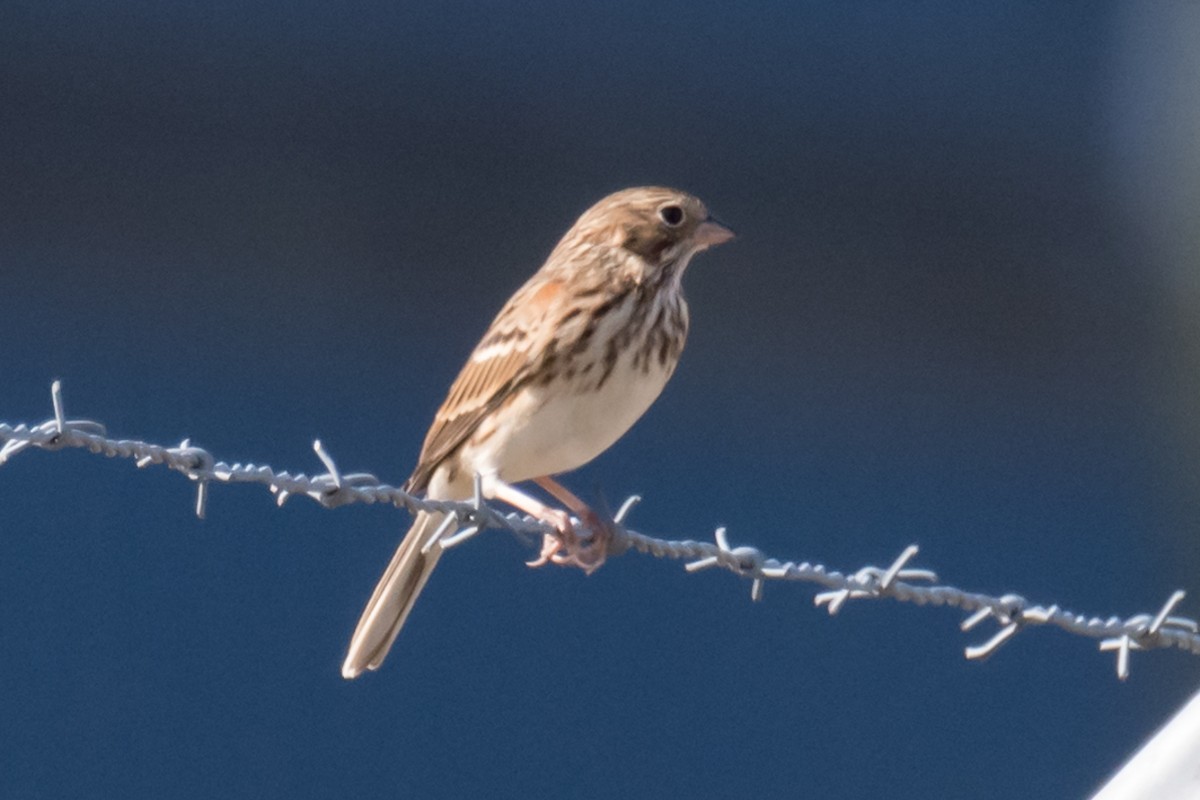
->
{"left": 2, "top": 381, "right": 1196, "bottom": 679}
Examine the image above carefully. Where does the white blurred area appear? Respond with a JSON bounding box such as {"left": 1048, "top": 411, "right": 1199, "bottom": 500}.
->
{"left": 1099, "top": 7, "right": 1200, "bottom": 798}
{"left": 1091, "top": 687, "right": 1200, "bottom": 800}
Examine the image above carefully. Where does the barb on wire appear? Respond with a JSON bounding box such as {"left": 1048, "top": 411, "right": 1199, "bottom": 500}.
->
{"left": 2, "top": 381, "right": 1198, "bottom": 680}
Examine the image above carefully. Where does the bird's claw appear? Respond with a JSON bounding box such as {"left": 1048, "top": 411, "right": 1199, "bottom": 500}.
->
{"left": 525, "top": 508, "right": 612, "bottom": 574}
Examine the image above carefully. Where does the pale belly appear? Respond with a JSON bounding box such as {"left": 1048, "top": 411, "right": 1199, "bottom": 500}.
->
{"left": 460, "top": 351, "right": 676, "bottom": 484}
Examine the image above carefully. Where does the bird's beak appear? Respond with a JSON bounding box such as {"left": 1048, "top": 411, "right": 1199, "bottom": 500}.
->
{"left": 693, "top": 217, "right": 736, "bottom": 248}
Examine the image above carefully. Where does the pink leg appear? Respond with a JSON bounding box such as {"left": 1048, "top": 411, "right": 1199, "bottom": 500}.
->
{"left": 481, "top": 474, "right": 612, "bottom": 573}
{"left": 483, "top": 477, "right": 576, "bottom": 568}
{"left": 533, "top": 476, "right": 589, "bottom": 514}
{"left": 534, "top": 476, "right": 612, "bottom": 573}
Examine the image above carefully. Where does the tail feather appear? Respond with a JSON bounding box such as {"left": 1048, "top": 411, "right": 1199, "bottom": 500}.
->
{"left": 342, "top": 510, "right": 446, "bottom": 679}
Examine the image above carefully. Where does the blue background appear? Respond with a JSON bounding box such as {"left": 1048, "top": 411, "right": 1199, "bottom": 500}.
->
{"left": 2, "top": 2, "right": 1198, "bottom": 797}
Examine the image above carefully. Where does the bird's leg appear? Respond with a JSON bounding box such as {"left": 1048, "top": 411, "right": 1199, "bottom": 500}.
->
{"left": 479, "top": 475, "right": 576, "bottom": 568}
{"left": 479, "top": 474, "right": 611, "bottom": 573}
{"left": 534, "top": 476, "right": 612, "bottom": 574}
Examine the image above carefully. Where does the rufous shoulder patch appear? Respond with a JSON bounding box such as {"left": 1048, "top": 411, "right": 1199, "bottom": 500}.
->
{"left": 529, "top": 279, "right": 564, "bottom": 311}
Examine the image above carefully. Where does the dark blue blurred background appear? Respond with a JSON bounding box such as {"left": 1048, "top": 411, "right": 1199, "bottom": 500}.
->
{"left": 2, "top": 1, "right": 1198, "bottom": 797}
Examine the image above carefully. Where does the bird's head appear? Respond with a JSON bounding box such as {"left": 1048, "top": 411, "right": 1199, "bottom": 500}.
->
{"left": 549, "top": 186, "right": 735, "bottom": 284}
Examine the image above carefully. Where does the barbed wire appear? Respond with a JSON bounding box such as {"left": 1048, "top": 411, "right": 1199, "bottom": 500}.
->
{"left": 2, "top": 380, "right": 1197, "bottom": 680}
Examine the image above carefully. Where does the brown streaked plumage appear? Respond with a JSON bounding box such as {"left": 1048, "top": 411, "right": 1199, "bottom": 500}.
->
{"left": 342, "top": 186, "right": 733, "bottom": 679}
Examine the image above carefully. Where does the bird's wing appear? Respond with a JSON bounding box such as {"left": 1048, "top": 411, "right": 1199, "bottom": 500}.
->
{"left": 405, "top": 278, "right": 565, "bottom": 493}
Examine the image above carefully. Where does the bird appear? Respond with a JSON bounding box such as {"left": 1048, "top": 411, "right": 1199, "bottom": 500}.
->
{"left": 341, "top": 186, "right": 734, "bottom": 679}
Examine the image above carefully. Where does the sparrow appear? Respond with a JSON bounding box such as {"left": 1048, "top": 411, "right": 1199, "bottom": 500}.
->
{"left": 342, "top": 186, "right": 734, "bottom": 679}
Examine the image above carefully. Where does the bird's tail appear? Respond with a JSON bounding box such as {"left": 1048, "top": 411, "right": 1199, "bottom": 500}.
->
{"left": 342, "top": 510, "right": 447, "bottom": 679}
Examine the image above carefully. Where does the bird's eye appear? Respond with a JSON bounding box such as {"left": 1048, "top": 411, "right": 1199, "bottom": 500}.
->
{"left": 658, "top": 205, "right": 684, "bottom": 227}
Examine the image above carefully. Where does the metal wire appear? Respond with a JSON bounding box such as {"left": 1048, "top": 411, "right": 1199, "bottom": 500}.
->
{"left": 3, "top": 380, "right": 1197, "bottom": 679}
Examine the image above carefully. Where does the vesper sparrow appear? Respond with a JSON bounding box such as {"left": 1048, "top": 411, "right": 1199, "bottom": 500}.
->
{"left": 342, "top": 186, "right": 734, "bottom": 678}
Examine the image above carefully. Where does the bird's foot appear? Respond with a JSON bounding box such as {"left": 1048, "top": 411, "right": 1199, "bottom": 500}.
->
{"left": 525, "top": 507, "right": 611, "bottom": 575}
{"left": 560, "top": 507, "right": 612, "bottom": 574}
{"left": 525, "top": 507, "right": 575, "bottom": 569}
